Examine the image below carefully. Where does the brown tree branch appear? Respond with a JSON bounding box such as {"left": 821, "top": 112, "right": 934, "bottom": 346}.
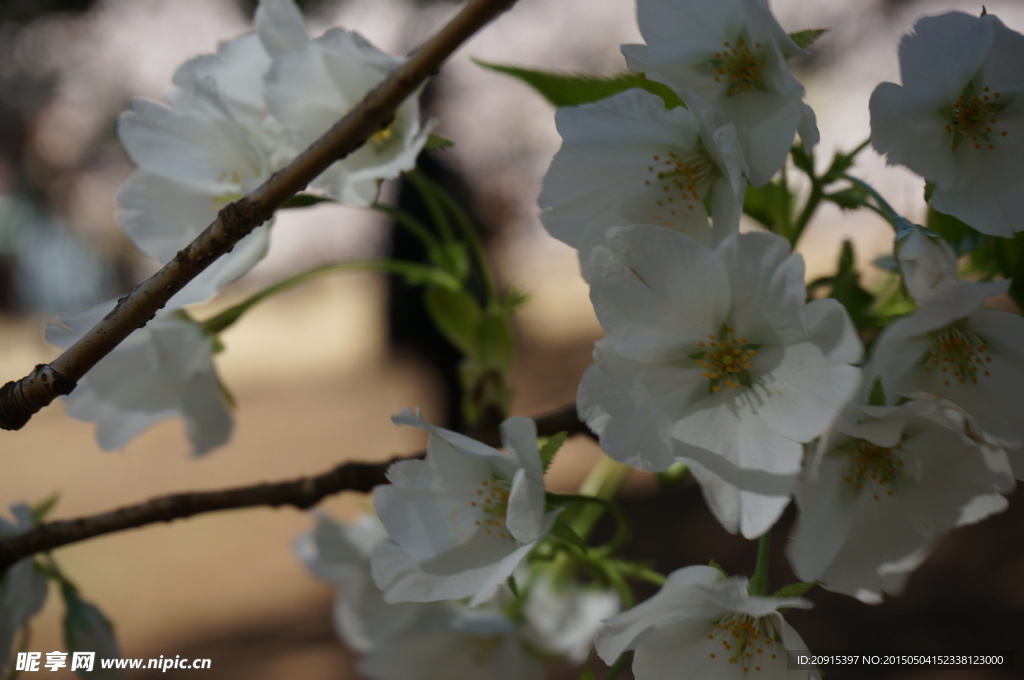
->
{"left": 0, "top": 404, "right": 592, "bottom": 573}
{"left": 0, "top": 0, "right": 519, "bottom": 432}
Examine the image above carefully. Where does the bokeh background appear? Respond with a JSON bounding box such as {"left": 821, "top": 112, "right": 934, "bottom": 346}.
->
{"left": 1, "top": 0, "right": 1022, "bottom": 677}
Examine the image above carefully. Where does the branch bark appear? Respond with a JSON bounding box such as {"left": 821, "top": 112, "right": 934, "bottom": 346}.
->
{"left": 0, "top": 404, "right": 592, "bottom": 573}
{"left": 0, "top": 0, "right": 518, "bottom": 432}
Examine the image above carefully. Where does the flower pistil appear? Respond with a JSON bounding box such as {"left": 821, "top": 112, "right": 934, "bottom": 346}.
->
{"left": 941, "top": 82, "right": 1010, "bottom": 151}
{"left": 708, "top": 37, "right": 767, "bottom": 96}
{"left": 692, "top": 325, "right": 757, "bottom": 393}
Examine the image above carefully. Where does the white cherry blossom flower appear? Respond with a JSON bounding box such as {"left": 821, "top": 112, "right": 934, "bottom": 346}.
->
{"left": 115, "top": 0, "right": 302, "bottom": 305}
{"left": 863, "top": 279, "right": 1024, "bottom": 477}
{"left": 595, "top": 565, "right": 817, "bottom": 680}
{"left": 520, "top": 571, "right": 620, "bottom": 664}
{"left": 788, "top": 394, "right": 1013, "bottom": 604}
{"left": 579, "top": 227, "right": 861, "bottom": 538}
{"left": 895, "top": 227, "right": 959, "bottom": 304}
{"left": 296, "top": 513, "right": 550, "bottom": 680}
{"left": 870, "top": 11, "right": 1024, "bottom": 236}
{"left": 45, "top": 304, "right": 231, "bottom": 456}
{"left": 370, "top": 410, "right": 557, "bottom": 606}
{"left": 264, "top": 28, "right": 433, "bottom": 207}
{"left": 0, "top": 505, "right": 49, "bottom": 675}
{"left": 295, "top": 514, "right": 426, "bottom": 653}
{"left": 539, "top": 88, "right": 745, "bottom": 274}
{"left": 117, "top": 0, "right": 430, "bottom": 304}
{"left": 623, "top": 0, "right": 819, "bottom": 186}
{"left": 358, "top": 605, "right": 542, "bottom": 680}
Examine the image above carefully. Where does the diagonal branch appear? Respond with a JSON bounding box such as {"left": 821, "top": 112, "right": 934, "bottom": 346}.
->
{"left": 0, "top": 403, "right": 592, "bottom": 573}
{"left": 0, "top": 0, "right": 518, "bottom": 432}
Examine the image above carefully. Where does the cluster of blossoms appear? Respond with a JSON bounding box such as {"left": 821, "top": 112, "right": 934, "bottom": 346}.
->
{"left": 47, "top": 0, "right": 431, "bottom": 455}
{"left": 533, "top": 0, "right": 1024, "bottom": 677}
{"left": 296, "top": 411, "right": 619, "bottom": 680}
{"left": 11, "top": 0, "right": 1024, "bottom": 678}
{"left": 299, "top": 2, "right": 1024, "bottom": 679}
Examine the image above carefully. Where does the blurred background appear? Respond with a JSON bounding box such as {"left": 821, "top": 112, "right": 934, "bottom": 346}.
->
{"left": 1, "top": 0, "right": 1022, "bottom": 677}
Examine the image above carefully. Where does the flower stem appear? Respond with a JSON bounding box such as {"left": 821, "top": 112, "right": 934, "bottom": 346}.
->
{"left": 842, "top": 173, "right": 917, "bottom": 238}
{"left": 790, "top": 181, "right": 823, "bottom": 247}
{"left": 748, "top": 530, "right": 772, "bottom": 596}
{"left": 200, "top": 259, "right": 453, "bottom": 336}
{"left": 567, "top": 456, "right": 633, "bottom": 541}
{"left": 605, "top": 652, "right": 631, "bottom": 680}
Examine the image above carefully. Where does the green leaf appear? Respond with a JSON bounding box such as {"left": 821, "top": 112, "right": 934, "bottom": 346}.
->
{"left": 423, "top": 132, "right": 455, "bottom": 151}
{"left": 789, "top": 28, "right": 827, "bottom": 50}
{"left": 424, "top": 285, "right": 482, "bottom": 356}
{"left": 773, "top": 581, "right": 817, "bottom": 599}
{"left": 62, "top": 586, "right": 122, "bottom": 679}
{"left": 30, "top": 492, "right": 60, "bottom": 526}
{"left": 825, "top": 240, "right": 875, "bottom": 329}
{"left": 539, "top": 431, "right": 569, "bottom": 472}
{"left": 475, "top": 310, "right": 515, "bottom": 372}
{"left": 744, "top": 181, "right": 794, "bottom": 233}
{"left": 282, "top": 193, "right": 334, "bottom": 209}
{"left": 473, "top": 59, "right": 684, "bottom": 109}
{"left": 868, "top": 378, "right": 886, "bottom": 407}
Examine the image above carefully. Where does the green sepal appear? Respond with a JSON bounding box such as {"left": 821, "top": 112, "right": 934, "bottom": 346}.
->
{"left": 790, "top": 145, "right": 815, "bottom": 177}
{"left": 656, "top": 461, "right": 689, "bottom": 489}
{"left": 539, "top": 431, "right": 569, "bottom": 473}
{"left": 424, "top": 285, "right": 482, "bottom": 356}
{"left": 550, "top": 517, "right": 588, "bottom": 551}
{"left": 473, "top": 59, "right": 684, "bottom": 109}
{"left": 282, "top": 193, "right": 335, "bottom": 209}
{"left": 867, "top": 378, "right": 886, "bottom": 407}
{"left": 789, "top": 28, "right": 828, "bottom": 50}
{"left": 773, "top": 581, "right": 817, "bottom": 599}
{"left": 578, "top": 665, "right": 597, "bottom": 680}
{"left": 874, "top": 254, "right": 898, "bottom": 272}
{"left": 824, "top": 187, "right": 869, "bottom": 210}
{"left": 423, "top": 132, "right": 455, "bottom": 151}
{"left": 708, "top": 559, "right": 729, "bottom": 577}
{"left": 29, "top": 492, "right": 60, "bottom": 526}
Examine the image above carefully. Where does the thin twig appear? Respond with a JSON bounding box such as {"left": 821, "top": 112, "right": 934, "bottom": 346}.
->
{"left": 0, "top": 0, "right": 518, "bottom": 432}
{"left": 0, "top": 403, "right": 593, "bottom": 573}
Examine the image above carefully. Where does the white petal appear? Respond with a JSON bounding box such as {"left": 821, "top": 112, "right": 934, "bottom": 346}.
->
{"left": 595, "top": 565, "right": 723, "bottom": 662}
{"left": 578, "top": 344, "right": 695, "bottom": 472}
{"left": 255, "top": 0, "right": 310, "bottom": 57}
{"left": 899, "top": 12, "right": 992, "bottom": 99}
{"left": 755, "top": 342, "right": 861, "bottom": 443}
{"left": 685, "top": 457, "right": 794, "bottom": 538}
{"left": 805, "top": 298, "right": 863, "bottom": 364}
{"left": 869, "top": 82, "right": 956, "bottom": 189}
{"left": 588, "top": 226, "right": 730, "bottom": 362}
{"left": 716, "top": 232, "right": 807, "bottom": 345}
